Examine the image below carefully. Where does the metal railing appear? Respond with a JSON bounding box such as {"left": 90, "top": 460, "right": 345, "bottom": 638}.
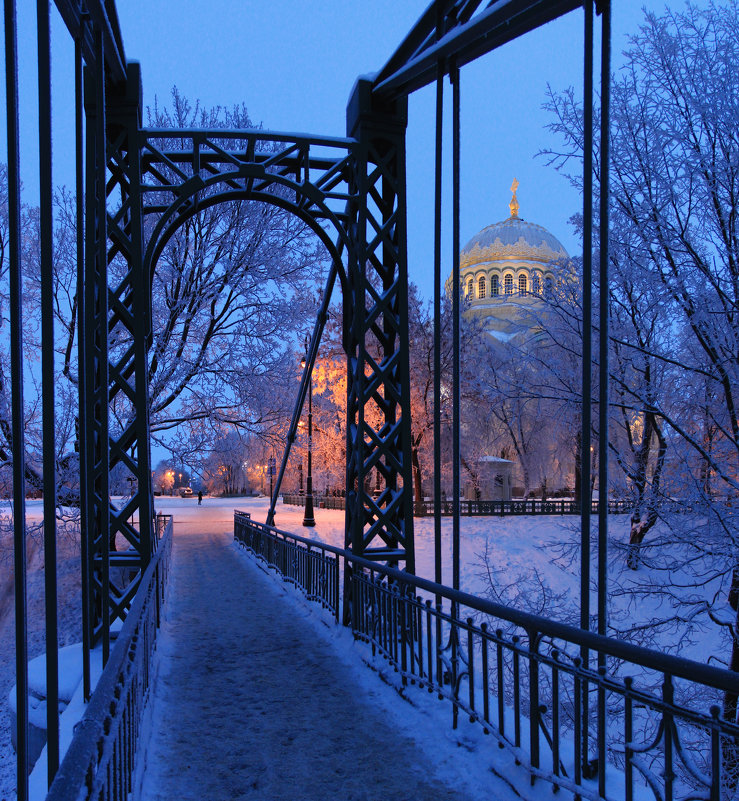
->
{"left": 45, "top": 516, "right": 173, "bottom": 801}
{"left": 234, "top": 511, "right": 739, "bottom": 801}
{"left": 281, "top": 494, "right": 633, "bottom": 516}
{"left": 234, "top": 511, "right": 340, "bottom": 619}
{"left": 282, "top": 493, "right": 347, "bottom": 511}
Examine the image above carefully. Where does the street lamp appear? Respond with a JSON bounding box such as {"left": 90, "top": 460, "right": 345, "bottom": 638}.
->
{"left": 301, "top": 335, "right": 316, "bottom": 527}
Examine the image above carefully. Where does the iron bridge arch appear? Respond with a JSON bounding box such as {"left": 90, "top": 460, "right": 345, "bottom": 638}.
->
{"left": 82, "top": 64, "right": 415, "bottom": 649}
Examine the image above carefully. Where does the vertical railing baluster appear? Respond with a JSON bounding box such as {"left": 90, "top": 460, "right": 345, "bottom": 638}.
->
{"left": 382, "top": 581, "right": 388, "bottom": 657}
{"left": 415, "top": 598, "right": 423, "bottom": 684}
{"left": 467, "top": 618, "right": 475, "bottom": 719}
{"left": 334, "top": 556, "right": 340, "bottom": 622}
{"left": 481, "top": 623, "right": 490, "bottom": 731}
{"left": 394, "top": 585, "right": 401, "bottom": 669}
{"left": 437, "top": 603, "right": 444, "bottom": 698}
{"left": 710, "top": 705, "right": 720, "bottom": 801}
{"left": 552, "top": 651, "right": 561, "bottom": 787}
{"left": 528, "top": 632, "right": 540, "bottom": 781}
{"left": 625, "top": 676, "right": 633, "bottom": 801}
{"left": 497, "top": 630, "right": 505, "bottom": 740}
{"left": 388, "top": 581, "right": 393, "bottom": 660}
{"left": 513, "top": 636, "right": 521, "bottom": 750}
{"left": 400, "top": 585, "right": 408, "bottom": 686}
{"left": 382, "top": 579, "right": 389, "bottom": 657}
{"left": 598, "top": 665, "right": 607, "bottom": 799}
{"left": 663, "top": 675, "right": 674, "bottom": 801}
{"left": 426, "top": 600, "right": 433, "bottom": 690}
{"left": 355, "top": 569, "right": 362, "bottom": 639}
{"left": 574, "top": 657, "right": 582, "bottom": 798}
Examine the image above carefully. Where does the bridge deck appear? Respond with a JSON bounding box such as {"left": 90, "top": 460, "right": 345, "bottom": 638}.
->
{"left": 135, "top": 524, "right": 512, "bottom": 801}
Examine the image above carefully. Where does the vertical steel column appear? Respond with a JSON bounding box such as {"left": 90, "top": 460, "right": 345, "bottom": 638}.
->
{"left": 580, "top": 0, "right": 594, "bottom": 779}
{"left": 433, "top": 54, "right": 444, "bottom": 640}
{"left": 5, "top": 1, "right": 29, "bottom": 795}
{"left": 36, "top": 0, "right": 59, "bottom": 780}
{"left": 74, "top": 33, "right": 91, "bottom": 701}
{"left": 450, "top": 62, "right": 460, "bottom": 596}
{"left": 344, "top": 78, "right": 415, "bottom": 571}
{"left": 105, "top": 61, "right": 154, "bottom": 566}
{"left": 83, "top": 59, "right": 152, "bottom": 653}
{"left": 450, "top": 59, "right": 461, "bottom": 732}
{"left": 597, "top": 2, "right": 612, "bottom": 795}
{"left": 83, "top": 43, "right": 111, "bottom": 662}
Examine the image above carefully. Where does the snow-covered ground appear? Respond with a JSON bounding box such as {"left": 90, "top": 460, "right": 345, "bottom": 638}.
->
{"left": 134, "top": 521, "right": 538, "bottom": 800}
{"left": 153, "top": 494, "right": 582, "bottom": 597}
{"left": 0, "top": 495, "right": 724, "bottom": 799}
{"left": 156, "top": 494, "right": 723, "bottom": 665}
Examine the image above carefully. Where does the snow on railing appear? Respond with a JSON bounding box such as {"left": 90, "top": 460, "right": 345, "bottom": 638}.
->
{"left": 45, "top": 516, "right": 173, "bottom": 801}
{"left": 234, "top": 511, "right": 739, "bottom": 801}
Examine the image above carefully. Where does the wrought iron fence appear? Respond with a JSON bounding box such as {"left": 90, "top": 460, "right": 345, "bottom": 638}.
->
{"left": 282, "top": 493, "right": 348, "bottom": 511}
{"left": 234, "top": 511, "right": 340, "bottom": 619}
{"left": 281, "top": 493, "right": 633, "bottom": 516}
{"left": 235, "top": 511, "right": 739, "bottom": 801}
{"left": 45, "top": 516, "right": 173, "bottom": 801}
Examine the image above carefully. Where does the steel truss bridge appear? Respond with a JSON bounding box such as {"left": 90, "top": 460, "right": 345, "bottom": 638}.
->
{"left": 2, "top": 1, "right": 737, "bottom": 800}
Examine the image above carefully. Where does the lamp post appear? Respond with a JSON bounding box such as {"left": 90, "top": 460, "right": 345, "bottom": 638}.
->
{"left": 301, "top": 335, "right": 316, "bottom": 527}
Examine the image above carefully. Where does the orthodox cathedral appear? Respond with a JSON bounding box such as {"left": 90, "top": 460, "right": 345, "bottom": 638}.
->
{"left": 454, "top": 180, "right": 571, "bottom": 500}
{"left": 458, "top": 179, "right": 569, "bottom": 342}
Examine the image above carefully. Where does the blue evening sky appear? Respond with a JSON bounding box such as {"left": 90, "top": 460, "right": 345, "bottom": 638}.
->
{"left": 9, "top": 1, "right": 673, "bottom": 299}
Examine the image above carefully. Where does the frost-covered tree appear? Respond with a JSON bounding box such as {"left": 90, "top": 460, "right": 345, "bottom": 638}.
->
{"left": 50, "top": 89, "right": 325, "bottom": 469}
{"left": 543, "top": 0, "right": 739, "bottom": 717}
{"left": 545, "top": 1, "right": 739, "bottom": 505}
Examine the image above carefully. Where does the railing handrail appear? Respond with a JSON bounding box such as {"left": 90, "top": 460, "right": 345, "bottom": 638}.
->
{"left": 45, "top": 515, "right": 174, "bottom": 800}
{"left": 234, "top": 511, "right": 739, "bottom": 694}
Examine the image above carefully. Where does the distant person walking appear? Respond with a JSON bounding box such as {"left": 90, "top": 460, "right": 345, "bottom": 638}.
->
{"left": 197, "top": 490, "right": 203, "bottom": 506}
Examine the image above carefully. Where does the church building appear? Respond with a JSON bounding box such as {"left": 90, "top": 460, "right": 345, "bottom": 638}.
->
{"left": 459, "top": 179, "right": 569, "bottom": 343}
{"left": 453, "top": 181, "right": 572, "bottom": 501}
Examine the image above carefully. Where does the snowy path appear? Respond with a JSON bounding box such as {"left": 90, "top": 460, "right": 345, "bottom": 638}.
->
{"left": 136, "top": 523, "right": 508, "bottom": 801}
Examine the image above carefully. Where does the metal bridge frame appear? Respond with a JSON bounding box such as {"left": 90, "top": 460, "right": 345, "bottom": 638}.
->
{"left": 5, "top": 1, "right": 672, "bottom": 799}
{"left": 81, "top": 62, "right": 419, "bottom": 692}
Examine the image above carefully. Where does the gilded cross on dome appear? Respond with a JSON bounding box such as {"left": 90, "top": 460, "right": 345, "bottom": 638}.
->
{"left": 509, "top": 178, "right": 520, "bottom": 218}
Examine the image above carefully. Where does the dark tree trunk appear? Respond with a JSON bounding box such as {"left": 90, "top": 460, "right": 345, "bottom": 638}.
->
{"left": 627, "top": 412, "right": 666, "bottom": 569}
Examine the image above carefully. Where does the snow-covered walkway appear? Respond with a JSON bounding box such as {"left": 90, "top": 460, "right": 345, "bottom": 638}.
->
{"left": 135, "top": 523, "right": 512, "bottom": 801}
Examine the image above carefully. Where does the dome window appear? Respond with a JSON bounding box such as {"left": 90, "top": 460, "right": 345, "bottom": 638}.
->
{"left": 519, "top": 275, "right": 528, "bottom": 296}
{"left": 504, "top": 274, "right": 513, "bottom": 295}
{"left": 491, "top": 275, "right": 499, "bottom": 297}
{"left": 545, "top": 276, "right": 554, "bottom": 301}
{"left": 532, "top": 273, "right": 541, "bottom": 295}
{"left": 478, "top": 276, "right": 486, "bottom": 299}
{"left": 467, "top": 277, "right": 474, "bottom": 297}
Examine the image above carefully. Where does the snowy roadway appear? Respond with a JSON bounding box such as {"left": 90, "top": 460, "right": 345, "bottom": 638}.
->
{"left": 133, "top": 510, "right": 529, "bottom": 801}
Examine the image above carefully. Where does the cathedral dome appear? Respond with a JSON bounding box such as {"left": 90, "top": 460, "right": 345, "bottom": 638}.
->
{"left": 461, "top": 216, "right": 568, "bottom": 269}
{"left": 455, "top": 180, "right": 570, "bottom": 342}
